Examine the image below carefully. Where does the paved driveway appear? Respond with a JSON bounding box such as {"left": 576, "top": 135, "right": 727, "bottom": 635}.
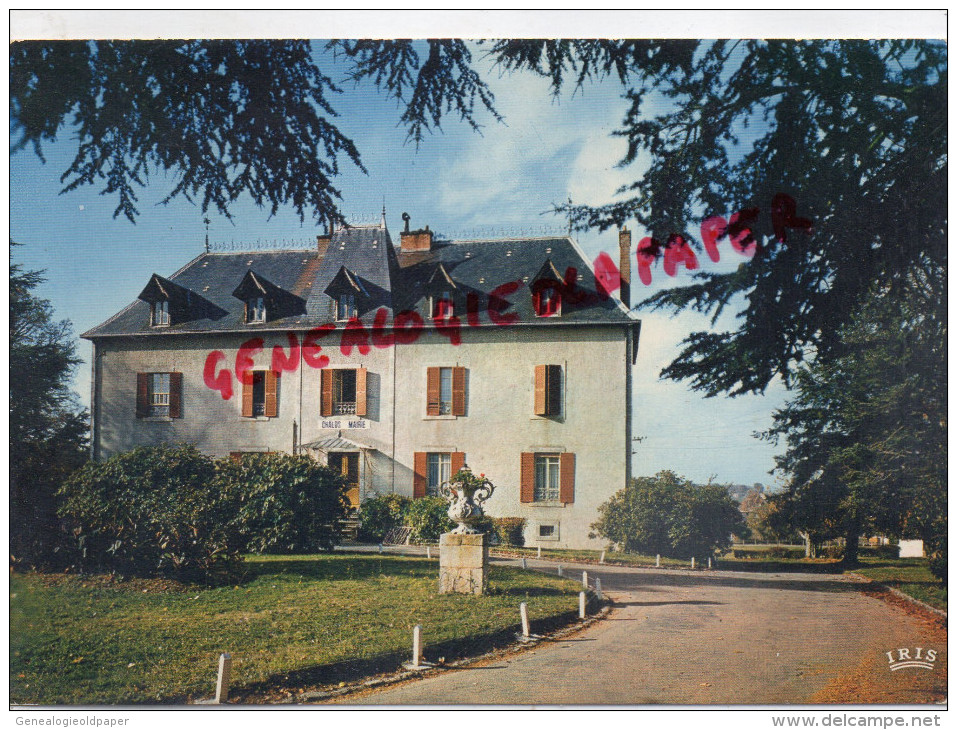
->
{"left": 332, "top": 557, "right": 947, "bottom": 706}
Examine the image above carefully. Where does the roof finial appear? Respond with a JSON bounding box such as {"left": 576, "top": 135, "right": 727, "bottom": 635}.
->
{"left": 381, "top": 199, "right": 387, "bottom": 228}
{"left": 204, "top": 217, "right": 210, "bottom": 253}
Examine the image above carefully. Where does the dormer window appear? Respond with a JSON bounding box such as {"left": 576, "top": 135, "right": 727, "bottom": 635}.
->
{"left": 531, "top": 258, "right": 565, "bottom": 318}
{"left": 151, "top": 300, "right": 170, "bottom": 327}
{"left": 246, "top": 296, "right": 266, "bottom": 323}
{"left": 337, "top": 293, "right": 357, "bottom": 321}
{"left": 535, "top": 286, "right": 561, "bottom": 317}
{"left": 432, "top": 291, "right": 454, "bottom": 319}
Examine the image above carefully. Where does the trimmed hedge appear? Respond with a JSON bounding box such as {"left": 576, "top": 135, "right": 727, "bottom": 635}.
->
{"left": 491, "top": 517, "right": 526, "bottom": 547}
{"left": 357, "top": 493, "right": 525, "bottom": 546}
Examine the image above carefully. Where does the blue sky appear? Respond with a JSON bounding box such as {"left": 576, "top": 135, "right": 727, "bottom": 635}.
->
{"left": 18, "top": 11, "right": 942, "bottom": 488}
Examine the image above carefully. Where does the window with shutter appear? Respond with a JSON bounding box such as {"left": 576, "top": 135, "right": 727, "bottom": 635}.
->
{"left": 355, "top": 368, "right": 367, "bottom": 417}
{"left": 426, "top": 366, "right": 465, "bottom": 416}
{"left": 451, "top": 367, "right": 466, "bottom": 416}
{"left": 534, "top": 365, "right": 562, "bottom": 417}
{"left": 169, "top": 373, "right": 183, "bottom": 418}
{"left": 241, "top": 371, "right": 255, "bottom": 418}
{"left": 264, "top": 371, "right": 278, "bottom": 417}
{"left": 413, "top": 451, "right": 427, "bottom": 498}
{"left": 136, "top": 373, "right": 149, "bottom": 418}
{"left": 520, "top": 452, "right": 535, "bottom": 503}
{"left": 321, "top": 369, "right": 333, "bottom": 416}
{"left": 138, "top": 372, "right": 181, "bottom": 418}
{"left": 426, "top": 367, "right": 441, "bottom": 415}
{"left": 559, "top": 452, "right": 575, "bottom": 504}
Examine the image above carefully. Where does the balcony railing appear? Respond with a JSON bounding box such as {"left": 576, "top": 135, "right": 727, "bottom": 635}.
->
{"left": 334, "top": 401, "right": 357, "bottom": 415}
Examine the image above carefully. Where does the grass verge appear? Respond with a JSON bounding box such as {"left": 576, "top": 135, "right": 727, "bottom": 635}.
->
{"left": 492, "top": 546, "right": 690, "bottom": 568}
{"left": 849, "top": 556, "right": 947, "bottom": 612}
{"left": 11, "top": 553, "right": 581, "bottom": 705}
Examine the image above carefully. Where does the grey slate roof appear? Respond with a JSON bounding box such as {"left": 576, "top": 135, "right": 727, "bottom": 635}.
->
{"left": 82, "top": 223, "right": 635, "bottom": 339}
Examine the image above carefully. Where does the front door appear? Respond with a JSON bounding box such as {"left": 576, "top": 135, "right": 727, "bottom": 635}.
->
{"left": 329, "top": 452, "right": 360, "bottom": 508}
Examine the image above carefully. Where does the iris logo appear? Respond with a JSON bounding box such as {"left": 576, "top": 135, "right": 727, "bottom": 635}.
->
{"left": 886, "top": 647, "right": 938, "bottom": 671}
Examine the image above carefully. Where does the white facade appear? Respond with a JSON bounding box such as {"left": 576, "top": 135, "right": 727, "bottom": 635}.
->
{"left": 86, "top": 225, "right": 639, "bottom": 549}
{"left": 91, "top": 322, "right": 634, "bottom": 549}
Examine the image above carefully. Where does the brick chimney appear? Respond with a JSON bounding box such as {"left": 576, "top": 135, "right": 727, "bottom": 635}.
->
{"left": 400, "top": 223, "right": 433, "bottom": 253}
{"left": 618, "top": 227, "right": 632, "bottom": 309}
{"left": 316, "top": 215, "right": 334, "bottom": 250}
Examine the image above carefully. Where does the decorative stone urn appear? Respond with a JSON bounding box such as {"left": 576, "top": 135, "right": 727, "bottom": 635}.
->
{"left": 439, "top": 465, "right": 495, "bottom": 534}
{"left": 438, "top": 465, "right": 494, "bottom": 594}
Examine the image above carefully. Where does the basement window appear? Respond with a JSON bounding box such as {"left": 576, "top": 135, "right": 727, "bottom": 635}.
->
{"left": 538, "top": 523, "right": 559, "bottom": 541}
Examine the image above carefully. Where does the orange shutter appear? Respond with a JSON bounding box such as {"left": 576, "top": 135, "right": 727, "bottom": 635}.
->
{"left": 451, "top": 451, "right": 465, "bottom": 475}
{"left": 241, "top": 371, "right": 254, "bottom": 417}
{"left": 355, "top": 367, "right": 367, "bottom": 417}
{"left": 452, "top": 366, "right": 466, "bottom": 416}
{"left": 520, "top": 452, "right": 535, "bottom": 503}
{"left": 547, "top": 365, "right": 562, "bottom": 416}
{"left": 560, "top": 452, "right": 575, "bottom": 504}
{"left": 413, "top": 452, "right": 427, "bottom": 498}
{"left": 534, "top": 365, "right": 547, "bottom": 415}
{"left": 136, "top": 373, "right": 149, "bottom": 418}
{"left": 169, "top": 372, "right": 183, "bottom": 418}
{"left": 426, "top": 367, "right": 440, "bottom": 416}
{"left": 320, "top": 369, "right": 333, "bottom": 417}
{"left": 264, "top": 370, "right": 278, "bottom": 417}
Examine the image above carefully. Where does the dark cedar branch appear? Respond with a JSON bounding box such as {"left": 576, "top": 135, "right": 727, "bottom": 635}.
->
{"left": 10, "top": 40, "right": 364, "bottom": 223}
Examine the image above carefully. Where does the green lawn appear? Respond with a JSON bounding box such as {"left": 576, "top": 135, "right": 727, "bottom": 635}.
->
{"left": 11, "top": 553, "right": 581, "bottom": 705}
{"left": 850, "top": 557, "right": 947, "bottom": 611}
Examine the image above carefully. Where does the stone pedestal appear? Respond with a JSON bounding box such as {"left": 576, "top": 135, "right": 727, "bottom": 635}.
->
{"left": 438, "top": 532, "right": 488, "bottom": 595}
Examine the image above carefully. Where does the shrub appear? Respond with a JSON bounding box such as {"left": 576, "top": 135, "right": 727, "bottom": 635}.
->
{"left": 927, "top": 533, "right": 947, "bottom": 585}
{"left": 358, "top": 494, "right": 411, "bottom": 542}
{"left": 58, "top": 445, "right": 241, "bottom": 580}
{"left": 591, "top": 471, "right": 745, "bottom": 559}
{"left": 218, "top": 453, "right": 348, "bottom": 554}
{"left": 492, "top": 517, "right": 526, "bottom": 546}
{"left": 823, "top": 544, "right": 844, "bottom": 559}
{"left": 405, "top": 496, "right": 454, "bottom": 543}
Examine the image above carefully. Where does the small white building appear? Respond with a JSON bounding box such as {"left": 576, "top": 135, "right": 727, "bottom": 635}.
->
{"left": 898, "top": 540, "right": 924, "bottom": 558}
{"left": 83, "top": 217, "right": 640, "bottom": 548}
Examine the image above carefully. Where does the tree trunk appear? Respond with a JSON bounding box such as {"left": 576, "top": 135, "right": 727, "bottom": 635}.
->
{"left": 842, "top": 522, "right": 861, "bottom": 566}
{"left": 801, "top": 531, "right": 812, "bottom": 558}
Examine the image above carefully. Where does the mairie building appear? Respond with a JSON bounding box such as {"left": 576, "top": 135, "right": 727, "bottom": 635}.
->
{"left": 82, "top": 215, "right": 640, "bottom": 549}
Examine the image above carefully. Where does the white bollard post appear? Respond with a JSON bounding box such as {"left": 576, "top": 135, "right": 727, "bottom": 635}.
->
{"left": 214, "top": 653, "right": 232, "bottom": 704}
{"left": 378, "top": 544, "right": 383, "bottom": 554}
{"left": 520, "top": 602, "right": 530, "bottom": 638}
{"left": 691, "top": 557, "right": 696, "bottom": 569}
{"left": 708, "top": 557, "right": 712, "bottom": 570}
{"left": 426, "top": 546, "right": 431, "bottom": 559}
{"left": 582, "top": 570, "right": 589, "bottom": 588}
{"left": 557, "top": 564, "right": 563, "bottom": 577}
{"left": 412, "top": 625, "right": 423, "bottom": 669}
{"left": 596, "top": 578, "right": 603, "bottom": 600}
{"left": 656, "top": 554, "right": 660, "bottom": 568}
{"left": 521, "top": 557, "right": 527, "bottom": 569}
{"left": 600, "top": 550, "right": 606, "bottom": 564}
{"left": 579, "top": 591, "right": 586, "bottom": 619}
{"left": 537, "top": 546, "right": 542, "bottom": 558}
